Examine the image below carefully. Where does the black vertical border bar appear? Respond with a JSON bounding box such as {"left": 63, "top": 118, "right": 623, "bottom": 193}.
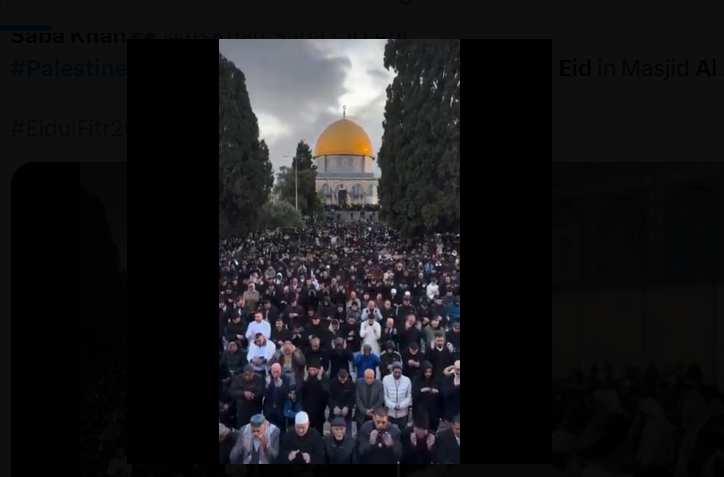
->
{"left": 11, "top": 162, "right": 79, "bottom": 469}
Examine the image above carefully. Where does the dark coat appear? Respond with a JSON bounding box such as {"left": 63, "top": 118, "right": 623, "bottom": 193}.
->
{"left": 323, "top": 434, "right": 357, "bottom": 464}
{"left": 227, "top": 373, "right": 264, "bottom": 428}
{"left": 219, "top": 429, "right": 239, "bottom": 464}
{"left": 263, "top": 375, "right": 290, "bottom": 426}
{"left": 356, "top": 421, "right": 403, "bottom": 464}
{"left": 400, "top": 426, "right": 436, "bottom": 464}
{"left": 435, "top": 427, "right": 460, "bottom": 464}
{"left": 441, "top": 373, "right": 460, "bottom": 422}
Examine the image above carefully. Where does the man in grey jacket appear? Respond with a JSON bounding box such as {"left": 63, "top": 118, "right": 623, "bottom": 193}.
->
{"left": 355, "top": 369, "right": 384, "bottom": 427}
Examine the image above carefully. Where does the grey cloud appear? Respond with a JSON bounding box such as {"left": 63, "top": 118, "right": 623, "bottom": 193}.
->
{"left": 219, "top": 40, "right": 352, "bottom": 168}
{"left": 367, "top": 68, "right": 389, "bottom": 81}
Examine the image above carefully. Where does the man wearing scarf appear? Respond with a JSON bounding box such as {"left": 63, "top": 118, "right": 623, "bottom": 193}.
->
{"left": 229, "top": 414, "right": 280, "bottom": 464}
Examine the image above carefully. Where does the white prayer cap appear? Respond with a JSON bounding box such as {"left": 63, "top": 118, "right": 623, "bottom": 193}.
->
{"left": 295, "top": 411, "right": 309, "bottom": 424}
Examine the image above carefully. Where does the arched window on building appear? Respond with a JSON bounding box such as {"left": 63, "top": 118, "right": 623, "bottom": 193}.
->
{"left": 552, "top": 206, "right": 582, "bottom": 280}
{"left": 322, "top": 184, "right": 330, "bottom": 195}
{"left": 599, "top": 198, "right": 646, "bottom": 277}
{"left": 367, "top": 184, "right": 375, "bottom": 197}
{"left": 665, "top": 187, "right": 718, "bottom": 278}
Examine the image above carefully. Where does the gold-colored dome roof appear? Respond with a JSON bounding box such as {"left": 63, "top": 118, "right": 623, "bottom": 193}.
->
{"left": 313, "top": 118, "right": 373, "bottom": 157}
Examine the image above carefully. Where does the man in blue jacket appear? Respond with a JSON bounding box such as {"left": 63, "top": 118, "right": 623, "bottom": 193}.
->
{"left": 447, "top": 295, "right": 460, "bottom": 323}
{"left": 354, "top": 344, "right": 380, "bottom": 378}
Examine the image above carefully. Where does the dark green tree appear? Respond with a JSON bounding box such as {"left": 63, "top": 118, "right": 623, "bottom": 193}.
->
{"left": 377, "top": 40, "right": 460, "bottom": 237}
{"left": 291, "top": 140, "right": 315, "bottom": 171}
{"left": 219, "top": 52, "right": 274, "bottom": 237}
{"left": 259, "top": 200, "right": 305, "bottom": 229}
{"left": 274, "top": 140, "right": 323, "bottom": 216}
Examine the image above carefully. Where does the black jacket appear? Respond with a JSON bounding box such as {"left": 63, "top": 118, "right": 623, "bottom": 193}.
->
{"left": 278, "top": 428, "right": 325, "bottom": 464}
{"left": 323, "top": 435, "right": 357, "bottom": 464}
{"left": 402, "top": 348, "right": 426, "bottom": 379}
{"left": 412, "top": 365, "right": 443, "bottom": 427}
{"left": 328, "top": 348, "right": 353, "bottom": 377}
{"left": 400, "top": 426, "right": 436, "bottom": 464}
{"left": 219, "top": 429, "right": 240, "bottom": 464}
{"left": 356, "top": 421, "right": 403, "bottom": 464}
{"left": 225, "top": 320, "right": 247, "bottom": 346}
{"left": 435, "top": 428, "right": 460, "bottom": 464}
{"left": 379, "top": 350, "right": 403, "bottom": 377}
{"left": 262, "top": 376, "right": 289, "bottom": 424}
{"left": 328, "top": 376, "right": 355, "bottom": 413}
{"left": 441, "top": 373, "right": 460, "bottom": 421}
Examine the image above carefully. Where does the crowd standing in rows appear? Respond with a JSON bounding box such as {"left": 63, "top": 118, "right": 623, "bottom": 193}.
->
{"left": 552, "top": 362, "right": 724, "bottom": 477}
{"left": 219, "top": 219, "right": 461, "bottom": 464}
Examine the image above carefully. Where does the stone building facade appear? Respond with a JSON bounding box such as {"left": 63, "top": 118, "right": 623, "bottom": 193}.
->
{"left": 552, "top": 163, "right": 724, "bottom": 387}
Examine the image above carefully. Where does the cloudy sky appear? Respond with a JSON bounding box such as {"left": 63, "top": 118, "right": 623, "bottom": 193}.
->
{"left": 219, "top": 40, "right": 395, "bottom": 175}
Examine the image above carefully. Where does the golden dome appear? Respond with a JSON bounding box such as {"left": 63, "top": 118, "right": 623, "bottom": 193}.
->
{"left": 313, "top": 118, "right": 373, "bottom": 157}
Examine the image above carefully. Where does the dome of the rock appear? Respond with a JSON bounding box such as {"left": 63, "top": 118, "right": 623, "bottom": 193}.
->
{"left": 313, "top": 118, "right": 374, "bottom": 157}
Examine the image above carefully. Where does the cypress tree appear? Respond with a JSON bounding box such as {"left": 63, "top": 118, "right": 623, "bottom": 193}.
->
{"left": 377, "top": 40, "right": 460, "bottom": 237}
{"left": 219, "top": 52, "right": 274, "bottom": 237}
{"left": 291, "top": 140, "right": 315, "bottom": 171}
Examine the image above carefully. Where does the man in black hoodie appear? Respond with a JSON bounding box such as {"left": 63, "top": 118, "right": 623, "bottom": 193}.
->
{"left": 328, "top": 369, "right": 355, "bottom": 437}
{"left": 317, "top": 294, "right": 336, "bottom": 322}
{"left": 412, "top": 361, "right": 443, "bottom": 431}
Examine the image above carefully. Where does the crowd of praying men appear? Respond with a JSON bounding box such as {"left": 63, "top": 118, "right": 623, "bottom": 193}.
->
{"left": 219, "top": 220, "right": 461, "bottom": 464}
